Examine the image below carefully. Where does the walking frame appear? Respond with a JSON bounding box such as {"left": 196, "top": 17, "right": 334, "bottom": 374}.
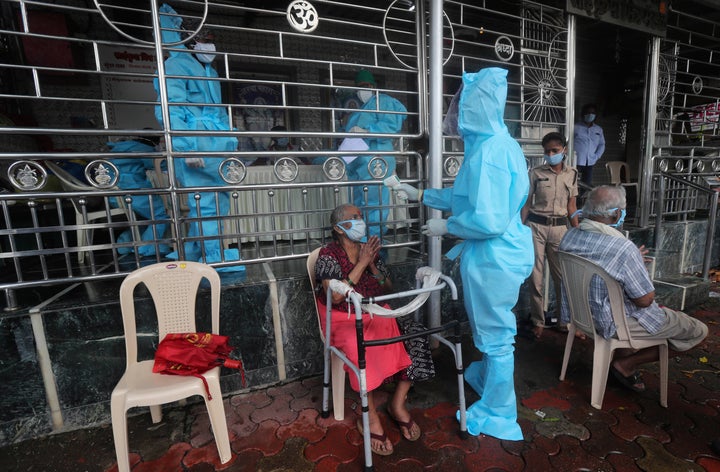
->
{"left": 322, "top": 269, "right": 468, "bottom": 471}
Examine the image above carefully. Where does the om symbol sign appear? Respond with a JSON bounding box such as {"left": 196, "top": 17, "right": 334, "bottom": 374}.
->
{"left": 287, "top": 1, "right": 319, "bottom": 33}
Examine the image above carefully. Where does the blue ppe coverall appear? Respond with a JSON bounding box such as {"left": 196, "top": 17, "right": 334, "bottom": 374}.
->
{"left": 154, "top": 4, "right": 242, "bottom": 270}
{"left": 344, "top": 93, "right": 406, "bottom": 239}
{"left": 422, "top": 68, "right": 533, "bottom": 440}
{"left": 108, "top": 139, "right": 170, "bottom": 256}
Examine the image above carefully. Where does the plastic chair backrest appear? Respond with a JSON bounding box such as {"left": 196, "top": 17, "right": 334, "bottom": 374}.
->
{"left": 306, "top": 248, "right": 325, "bottom": 341}
{"left": 558, "top": 251, "right": 634, "bottom": 344}
{"left": 119, "top": 261, "right": 221, "bottom": 369}
{"left": 605, "top": 161, "right": 630, "bottom": 185}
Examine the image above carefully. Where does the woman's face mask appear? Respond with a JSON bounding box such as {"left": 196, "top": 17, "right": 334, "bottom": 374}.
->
{"left": 337, "top": 219, "right": 367, "bottom": 243}
{"left": 193, "top": 42, "right": 217, "bottom": 63}
{"left": 544, "top": 153, "right": 564, "bottom": 166}
{"left": 276, "top": 138, "right": 289, "bottom": 147}
{"left": 357, "top": 89, "right": 373, "bottom": 104}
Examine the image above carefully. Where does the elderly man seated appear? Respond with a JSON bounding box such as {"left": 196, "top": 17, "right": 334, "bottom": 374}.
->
{"left": 559, "top": 185, "right": 708, "bottom": 392}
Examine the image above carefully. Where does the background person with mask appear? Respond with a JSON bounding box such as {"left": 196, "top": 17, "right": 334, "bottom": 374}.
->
{"left": 154, "top": 4, "right": 242, "bottom": 270}
{"left": 521, "top": 132, "right": 579, "bottom": 339}
{"left": 107, "top": 135, "right": 171, "bottom": 257}
{"left": 389, "top": 67, "right": 533, "bottom": 441}
{"left": 573, "top": 103, "right": 605, "bottom": 188}
{"left": 344, "top": 69, "right": 407, "bottom": 240}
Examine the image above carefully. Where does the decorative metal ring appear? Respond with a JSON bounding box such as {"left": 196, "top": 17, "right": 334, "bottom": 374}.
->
{"left": 274, "top": 157, "right": 299, "bottom": 182}
{"left": 443, "top": 156, "right": 461, "bottom": 177}
{"left": 366, "top": 157, "right": 389, "bottom": 179}
{"left": 322, "top": 157, "right": 346, "bottom": 181}
{"left": 658, "top": 159, "right": 669, "bottom": 172}
{"left": 674, "top": 159, "right": 685, "bottom": 172}
{"left": 219, "top": 158, "right": 247, "bottom": 184}
{"left": 8, "top": 160, "right": 47, "bottom": 191}
{"left": 85, "top": 160, "right": 119, "bottom": 188}
{"left": 713, "top": 160, "right": 720, "bottom": 172}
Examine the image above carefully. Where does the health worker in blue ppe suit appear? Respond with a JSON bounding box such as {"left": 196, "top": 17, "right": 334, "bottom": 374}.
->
{"left": 344, "top": 69, "right": 407, "bottom": 240}
{"left": 389, "top": 68, "right": 533, "bottom": 440}
{"left": 107, "top": 136, "right": 171, "bottom": 256}
{"left": 154, "top": 4, "right": 242, "bottom": 270}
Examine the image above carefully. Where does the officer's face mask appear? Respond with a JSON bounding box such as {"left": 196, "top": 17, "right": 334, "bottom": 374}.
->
{"left": 583, "top": 113, "right": 596, "bottom": 123}
{"left": 337, "top": 219, "right": 367, "bottom": 243}
{"left": 544, "top": 152, "right": 564, "bottom": 166}
{"left": 193, "top": 42, "right": 217, "bottom": 63}
{"left": 357, "top": 89, "right": 373, "bottom": 104}
{"left": 608, "top": 207, "right": 627, "bottom": 228}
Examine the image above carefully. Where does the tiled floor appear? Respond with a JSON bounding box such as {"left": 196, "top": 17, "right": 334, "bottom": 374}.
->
{"left": 2, "top": 296, "right": 720, "bottom": 471}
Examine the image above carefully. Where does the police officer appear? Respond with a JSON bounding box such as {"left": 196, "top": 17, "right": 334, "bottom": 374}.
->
{"left": 521, "top": 132, "right": 579, "bottom": 339}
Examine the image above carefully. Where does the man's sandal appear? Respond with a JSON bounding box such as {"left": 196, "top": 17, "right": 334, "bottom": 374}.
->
{"left": 611, "top": 366, "right": 646, "bottom": 393}
{"left": 357, "top": 419, "right": 393, "bottom": 456}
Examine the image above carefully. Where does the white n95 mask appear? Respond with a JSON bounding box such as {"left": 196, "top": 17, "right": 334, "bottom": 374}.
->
{"left": 357, "top": 89, "right": 373, "bottom": 104}
{"left": 193, "top": 42, "right": 217, "bottom": 63}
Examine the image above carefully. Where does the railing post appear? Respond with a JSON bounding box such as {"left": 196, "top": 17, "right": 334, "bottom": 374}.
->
{"left": 702, "top": 190, "right": 718, "bottom": 280}
{"left": 654, "top": 174, "right": 665, "bottom": 250}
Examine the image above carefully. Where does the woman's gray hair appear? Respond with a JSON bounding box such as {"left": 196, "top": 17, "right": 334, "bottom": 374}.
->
{"left": 329, "top": 204, "right": 353, "bottom": 240}
{"left": 582, "top": 185, "right": 627, "bottom": 218}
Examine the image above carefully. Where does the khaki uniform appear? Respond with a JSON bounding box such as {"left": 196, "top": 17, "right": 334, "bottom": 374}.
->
{"left": 526, "top": 164, "right": 578, "bottom": 328}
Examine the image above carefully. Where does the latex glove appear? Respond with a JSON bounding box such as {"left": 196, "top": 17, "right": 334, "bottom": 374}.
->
{"left": 421, "top": 218, "right": 448, "bottom": 237}
{"left": 349, "top": 126, "right": 367, "bottom": 133}
{"left": 185, "top": 157, "right": 205, "bottom": 168}
{"left": 395, "top": 183, "right": 421, "bottom": 201}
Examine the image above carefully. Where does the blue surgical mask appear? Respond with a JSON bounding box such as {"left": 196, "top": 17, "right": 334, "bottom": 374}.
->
{"left": 608, "top": 207, "right": 627, "bottom": 228}
{"left": 276, "top": 138, "right": 289, "bottom": 147}
{"left": 544, "top": 152, "right": 564, "bottom": 166}
{"left": 337, "top": 219, "right": 367, "bottom": 242}
{"left": 584, "top": 113, "right": 596, "bottom": 123}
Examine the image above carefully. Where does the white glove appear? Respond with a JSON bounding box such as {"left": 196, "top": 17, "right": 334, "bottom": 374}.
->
{"left": 395, "top": 183, "right": 421, "bottom": 201}
{"left": 421, "top": 218, "right": 448, "bottom": 237}
{"left": 349, "top": 126, "right": 367, "bottom": 133}
{"left": 185, "top": 157, "right": 205, "bottom": 168}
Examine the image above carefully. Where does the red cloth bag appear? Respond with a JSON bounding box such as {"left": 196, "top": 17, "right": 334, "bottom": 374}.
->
{"left": 153, "top": 332, "right": 245, "bottom": 399}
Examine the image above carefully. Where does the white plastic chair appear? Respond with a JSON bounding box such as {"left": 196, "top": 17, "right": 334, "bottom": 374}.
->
{"left": 306, "top": 248, "right": 348, "bottom": 420}
{"left": 558, "top": 251, "right": 668, "bottom": 409}
{"left": 605, "top": 161, "right": 632, "bottom": 185}
{"left": 45, "top": 161, "right": 130, "bottom": 263}
{"left": 111, "top": 262, "right": 232, "bottom": 472}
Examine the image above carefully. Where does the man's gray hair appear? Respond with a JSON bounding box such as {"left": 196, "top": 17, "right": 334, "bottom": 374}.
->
{"left": 582, "top": 185, "right": 627, "bottom": 218}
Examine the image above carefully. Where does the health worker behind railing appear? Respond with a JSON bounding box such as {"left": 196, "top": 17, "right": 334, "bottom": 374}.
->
{"left": 344, "top": 70, "right": 407, "bottom": 240}
{"left": 154, "top": 4, "right": 242, "bottom": 270}
{"left": 107, "top": 135, "right": 171, "bottom": 257}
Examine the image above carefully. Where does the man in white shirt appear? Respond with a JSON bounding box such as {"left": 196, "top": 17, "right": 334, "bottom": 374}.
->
{"left": 573, "top": 103, "right": 605, "bottom": 188}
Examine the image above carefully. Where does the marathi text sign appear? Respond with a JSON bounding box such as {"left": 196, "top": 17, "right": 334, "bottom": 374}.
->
{"left": 567, "top": 0, "right": 667, "bottom": 37}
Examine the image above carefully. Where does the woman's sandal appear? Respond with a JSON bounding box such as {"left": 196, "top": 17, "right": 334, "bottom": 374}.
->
{"left": 357, "top": 419, "right": 394, "bottom": 456}
{"left": 389, "top": 414, "right": 421, "bottom": 441}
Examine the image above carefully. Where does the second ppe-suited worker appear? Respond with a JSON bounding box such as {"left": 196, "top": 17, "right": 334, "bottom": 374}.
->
{"left": 389, "top": 67, "right": 533, "bottom": 440}
{"left": 154, "top": 4, "right": 242, "bottom": 269}
{"left": 344, "top": 69, "right": 407, "bottom": 240}
{"left": 108, "top": 136, "right": 171, "bottom": 257}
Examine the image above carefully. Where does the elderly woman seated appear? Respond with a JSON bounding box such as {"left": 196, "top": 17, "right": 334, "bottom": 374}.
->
{"left": 314, "top": 203, "right": 434, "bottom": 456}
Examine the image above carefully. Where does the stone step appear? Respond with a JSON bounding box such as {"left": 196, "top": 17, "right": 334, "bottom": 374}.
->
{"left": 654, "top": 275, "right": 711, "bottom": 311}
